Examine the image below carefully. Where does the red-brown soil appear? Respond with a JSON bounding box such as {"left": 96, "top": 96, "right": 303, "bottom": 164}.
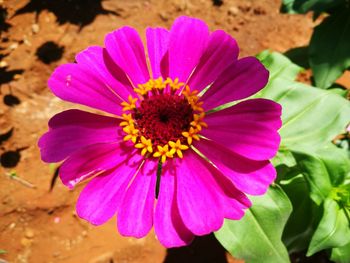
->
{"left": 0, "top": 0, "right": 317, "bottom": 262}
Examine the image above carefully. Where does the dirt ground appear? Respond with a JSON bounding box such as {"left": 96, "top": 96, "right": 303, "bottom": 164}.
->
{"left": 0, "top": 0, "right": 322, "bottom": 262}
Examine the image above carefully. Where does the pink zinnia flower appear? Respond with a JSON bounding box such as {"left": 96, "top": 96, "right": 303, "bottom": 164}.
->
{"left": 39, "top": 16, "right": 281, "bottom": 247}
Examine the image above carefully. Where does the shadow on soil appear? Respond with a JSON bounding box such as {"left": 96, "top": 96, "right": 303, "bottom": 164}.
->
{"left": 0, "top": 6, "right": 11, "bottom": 34}
{"left": 36, "top": 41, "right": 65, "bottom": 64}
{"left": 163, "top": 234, "right": 229, "bottom": 263}
{"left": 14, "top": 0, "right": 119, "bottom": 29}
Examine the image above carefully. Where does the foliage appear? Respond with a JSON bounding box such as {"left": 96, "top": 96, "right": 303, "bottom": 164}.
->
{"left": 281, "top": 0, "right": 350, "bottom": 89}
{"left": 215, "top": 51, "right": 350, "bottom": 263}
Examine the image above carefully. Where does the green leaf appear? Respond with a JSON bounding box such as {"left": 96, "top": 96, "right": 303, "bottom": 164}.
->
{"left": 309, "top": 10, "right": 350, "bottom": 89}
{"left": 0, "top": 249, "right": 7, "bottom": 255}
{"left": 292, "top": 146, "right": 350, "bottom": 204}
{"left": 257, "top": 52, "right": 350, "bottom": 154}
{"left": 331, "top": 241, "right": 350, "bottom": 263}
{"left": 281, "top": 176, "right": 322, "bottom": 253}
{"left": 307, "top": 198, "right": 350, "bottom": 256}
{"left": 257, "top": 50, "right": 302, "bottom": 81}
{"left": 215, "top": 186, "right": 292, "bottom": 263}
{"left": 281, "top": 0, "right": 346, "bottom": 14}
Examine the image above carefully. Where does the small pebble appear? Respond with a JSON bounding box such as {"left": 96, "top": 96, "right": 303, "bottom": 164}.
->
{"left": 31, "top": 24, "right": 39, "bottom": 34}
{"left": 24, "top": 228, "right": 34, "bottom": 239}
{"left": 228, "top": 6, "right": 239, "bottom": 16}
{"left": 159, "top": 11, "right": 169, "bottom": 21}
{"left": 0, "top": 61, "right": 8, "bottom": 68}
{"left": 9, "top": 43, "right": 18, "bottom": 50}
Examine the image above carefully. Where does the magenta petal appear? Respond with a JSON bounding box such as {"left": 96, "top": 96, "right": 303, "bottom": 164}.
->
{"left": 38, "top": 110, "right": 120, "bottom": 163}
{"left": 202, "top": 99, "right": 282, "bottom": 160}
{"left": 105, "top": 26, "right": 150, "bottom": 86}
{"left": 76, "top": 153, "right": 143, "bottom": 225}
{"left": 188, "top": 30, "right": 239, "bottom": 92}
{"left": 194, "top": 139, "right": 276, "bottom": 195}
{"left": 48, "top": 63, "right": 123, "bottom": 115}
{"left": 146, "top": 27, "right": 169, "bottom": 79}
{"left": 201, "top": 57, "right": 269, "bottom": 110}
{"left": 75, "top": 46, "right": 134, "bottom": 100}
{"left": 168, "top": 16, "right": 209, "bottom": 83}
{"left": 59, "top": 142, "right": 135, "bottom": 189}
{"left": 117, "top": 160, "right": 157, "bottom": 238}
{"left": 176, "top": 150, "right": 225, "bottom": 235}
{"left": 154, "top": 160, "right": 194, "bottom": 247}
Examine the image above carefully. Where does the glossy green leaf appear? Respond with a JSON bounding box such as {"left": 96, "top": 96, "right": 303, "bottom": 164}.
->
{"left": 281, "top": 176, "right": 321, "bottom": 253}
{"left": 215, "top": 186, "right": 292, "bottom": 263}
{"left": 309, "top": 10, "right": 350, "bottom": 89}
{"left": 307, "top": 198, "right": 350, "bottom": 256}
{"left": 281, "top": 0, "right": 346, "bottom": 14}
{"left": 258, "top": 52, "right": 350, "bottom": 154}
{"left": 292, "top": 146, "right": 350, "bottom": 204}
{"left": 331, "top": 241, "right": 350, "bottom": 263}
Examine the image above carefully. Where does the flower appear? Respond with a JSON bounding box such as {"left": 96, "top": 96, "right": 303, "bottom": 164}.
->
{"left": 38, "top": 16, "right": 282, "bottom": 247}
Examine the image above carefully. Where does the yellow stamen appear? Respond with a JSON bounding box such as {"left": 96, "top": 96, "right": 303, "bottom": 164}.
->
{"left": 153, "top": 144, "right": 173, "bottom": 163}
{"left": 135, "top": 136, "right": 153, "bottom": 156}
{"left": 121, "top": 95, "right": 138, "bottom": 111}
{"left": 123, "top": 123, "right": 139, "bottom": 143}
{"left": 166, "top": 77, "right": 184, "bottom": 91}
{"left": 182, "top": 85, "right": 199, "bottom": 98}
{"left": 154, "top": 77, "right": 166, "bottom": 90}
{"left": 190, "top": 112, "right": 208, "bottom": 130}
{"left": 190, "top": 100, "right": 204, "bottom": 112}
{"left": 120, "top": 113, "right": 134, "bottom": 127}
{"left": 182, "top": 127, "right": 200, "bottom": 145}
{"left": 169, "top": 140, "right": 189, "bottom": 158}
{"left": 134, "top": 84, "right": 149, "bottom": 96}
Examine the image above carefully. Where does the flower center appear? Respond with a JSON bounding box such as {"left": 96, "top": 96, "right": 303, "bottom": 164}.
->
{"left": 120, "top": 77, "right": 207, "bottom": 163}
{"left": 135, "top": 94, "right": 193, "bottom": 147}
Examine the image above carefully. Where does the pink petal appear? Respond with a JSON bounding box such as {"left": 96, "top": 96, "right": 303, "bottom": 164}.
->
{"left": 194, "top": 139, "right": 276, "bottom": 195}
{"left": 59, "top": 141, "right": 135, "bottom": 189}
{"left": 201, "top": 57, "right": 269, "bottom": 110}
{"left": 201, "top": 99, "right": 282, "bottom": 160}
{"left": 176, "top": 150, "right": 225, "bottom": 235}
{"left": 188, "top": 30, "right": 239, "bottom": 93}
{"left": 76, "top": 46, "right": 134, "bottom": 101}
{"left": 168, "top": 16, "right": 209, "bottom": 83}
{"left": 105, "top": 26, "right": 150, "bottom": 86}
{"left": 38, "top": 109, "right": 121, "bottom": 163}
{"left": 146, "top": 27, "right": 169, "bottom": 79}
{"left": 48, "top": 63, "right": 123, "bottom": 115}
{"left": 76, "top": 153, "right": 143, "bottom": 225}
{"left": 154, "top": 160, "right": 194, "bottom": 247}
{"left": 117, "top": 159, "right": 157, "bottom": 238}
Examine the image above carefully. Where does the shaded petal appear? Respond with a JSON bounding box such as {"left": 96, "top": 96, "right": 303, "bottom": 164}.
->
{"left": 168, "top": 16, "right": 209, "bottom": 83}
{"left": 60, "top": 141, "right": 135, "bottom": 189}
{"left": 48, "top": 63, "right": 123, "bottom": 115}
{"left": 154, "top": 160, "right": 194, "bottom": 247}
{"left": 105, "top": 26, "right": 150, "bottom": 86}
{"left": 38, "top": 109, "right": 121, "bottom": 163}
{"left": 194, "top": 139, "right": 276, "bottom": 195}
{"left": 146, "top": 27, "right": 169, "bottom": 79}
{"left": 76, "top": 153, "right": 143, "bottom": 225}
{"left": 201, "top": 99, "right": 282, "bottom": 160}
{"left": 76, "top": 46, "right": 134, "bottom": 100}
{"left": 176, "top": 150, "right": 226, "bottom": 235}
{"left": 188, "top": 30, "right": 239, "bottom": 93}
{"left": 201, "top": 57, "right": 269, "bottom": 110}
{"left": 117, "top": 159, "right": 157, "bottom": 238}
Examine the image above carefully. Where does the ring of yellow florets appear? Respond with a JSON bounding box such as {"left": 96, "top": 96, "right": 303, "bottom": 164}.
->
{"left": 120, "top": 77, "right": 207, "bottom": 163}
